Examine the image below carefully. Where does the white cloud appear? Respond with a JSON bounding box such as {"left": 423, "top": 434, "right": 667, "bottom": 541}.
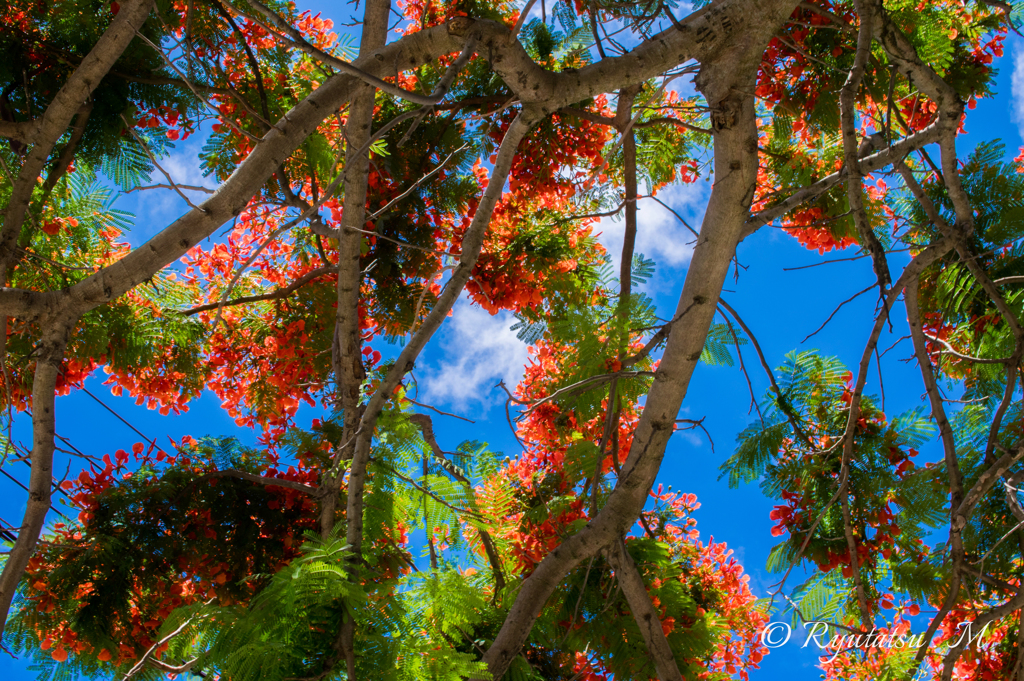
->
{"left": 673, "top": 405, "right": 705, "bottom": 448}
{"left": 1013, "top": 38, "right": 1024, "bottom": 141}
{"left": 159, "top": 145, "right": 216, "bottom": 190}
{"left": 419, "top": 300, "right": 530, "bottom": 409}
{"left": 595, "top": 181, "right": 708, "bottom": 272}
{"left": 126, "top": 139, "right": 217, "bottom": 243}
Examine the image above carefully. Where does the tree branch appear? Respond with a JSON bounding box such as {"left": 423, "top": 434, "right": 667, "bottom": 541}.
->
{"left": 839, "top": 1, "right": 890, "bottom": 291}
{"left": 182, "top": 266, "right": 337, "bottom": 316}
{"left": 474, "top": 10, "right": 800, "bottom": 673}
{"left": 0, "top": 0, "right": 157, "bottom": 291}
{"left": 0, "top": 325, "right": 70, "bottom": 638}
{"left": 197, "top": 469, "right": 319, "bottom": 495}
{"left": 409, "top": 413, "right": 506, "bottom": 595}
{"left": 606, "top": 540, "right": 684, "bottom": 681}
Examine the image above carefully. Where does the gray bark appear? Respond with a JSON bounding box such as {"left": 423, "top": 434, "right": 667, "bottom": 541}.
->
{"left": 0, "top": 0, "right": 995, "bottom": 675}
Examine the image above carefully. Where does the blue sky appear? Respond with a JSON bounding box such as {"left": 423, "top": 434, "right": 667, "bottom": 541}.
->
{"left": 2, "top": 4, "right": 1024, "bottom": 679}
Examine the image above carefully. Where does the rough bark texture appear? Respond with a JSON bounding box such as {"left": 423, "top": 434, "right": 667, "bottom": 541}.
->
{"left": 839, "top": 0, "right": 889, "bottom": 291}
{"left": 334, "top": 0, "right": 390, "bottom": 470}
{"left": 332, "top": 1, "right": 395, "bottom": 670}
{"left": 0, "top": 325, "right": 70, "bottom": 637}
{"left": 0, "top": 0, "right": 157, "bottom": 286}
{"left": 1, "top": 0, "right": 1008, "bottom": 675}
{"left": 607, "top": 541, "right": 685, "bottom": 681}
{"left": 475, "top": 5, "right": 799, "bottom": 675}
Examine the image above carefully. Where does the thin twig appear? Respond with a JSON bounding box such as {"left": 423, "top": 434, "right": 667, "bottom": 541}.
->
{"left": 367, "top": 143, "right": 469, "bottom": 221}
{"left": 126, "top": 183, "right": 215, "bottom": 195}
{"left": 923, "top": 333, "right": 1015, "bottom": 365}
{"left": 182, "top": 266, "right": 337, "bottom": 316}
{"left": 120, "top": 115, "right": 208, "bottom": 213}
{"left": 718, "top": 299, "right": 814, "bottom": 446}
{"left": 404, "top": 398, "right": 474, "bottom": 423}
{"left": 801, "top": 283, "right": 875, "bottom": 343}
{"left": 122, "top": 601, "right": 214, "bottom": 680}
{"left": 517, "top": 371, "right": 654, "bottom": 421}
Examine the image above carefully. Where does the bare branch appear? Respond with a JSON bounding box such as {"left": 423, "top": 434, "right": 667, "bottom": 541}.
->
{"left": 182, "top": 266, "right": 337, "bottom": 316}
{"left": 368, "top": 143, "right": 470, "bottom": 221}
{"left": 718, "top": 298, "right": 814, "bottom": 446}
{"left": 905, "top": 273, "right": 970, "bottom": 669}
{"left": 403, "top": 398, "right": 474, "bottom": 423}
{"left": 744, "top": 120, "right": 942, "bottom": 238}
{"left": 923, "top": 332, "right": 1015, "bottom": 365}
{"left": 986, "top": 362, "right": 1021, "bottom": 465}
{"left": 800, "top": 282, "right": 875, "bottom": 344}
{"left": 198, "top": 469, "right": 320, "bottom": 495}
{"left": 121, "top": 115, "right": 207, "bottom": 213}
{"left": 518, "top": 371, "right": 654, "bottom": 421}
{"left": 476, "top": 12, "right": 802, "bottom": 673}
{"left": 126, "top": 183, "right": 216, "bottom": 195}
{"left": 122, "top": 600, "right": 213, "bottom": 680}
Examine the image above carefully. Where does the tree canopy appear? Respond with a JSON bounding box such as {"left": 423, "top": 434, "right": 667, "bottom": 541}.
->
{"left": 0, "top": 0, "right": 1022, "bottom": 679}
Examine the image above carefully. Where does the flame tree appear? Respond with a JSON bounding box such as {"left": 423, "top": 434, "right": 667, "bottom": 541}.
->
{"left": 0, "top": 0, "right": 1022, "bottom": 680}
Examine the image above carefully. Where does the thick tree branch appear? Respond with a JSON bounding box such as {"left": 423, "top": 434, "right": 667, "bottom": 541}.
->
{"left": 0, "top": 23, "right": 467, "bottom": 320}
{"left": 0, "top": 120, "right": 31, "bottom": 146}
{"left": 985, "top": 360, "right": 1021, "bottom": 464}
{"left": 872, "top": 0, "right": 975, "bottom": 239}
{"left": 839, "top": 1, "right": 890, "bottom": 291}
{"left": 330, "top": 0, "right": 389, "bottom": 537}
{"left": 0, "top": 325, "right": 70, "bottom": 637}
{"left": 39, "top": 100, "right": 93, "bottom": 204}
{"left": 744, "top": 120, "right": 941, "bottom": 239}
{"left": 474, "top": 6, "right": 800, "bottom": 673}
{"left": 0, "top": 0, "right": 801, "bottom": 321}
{"left": 904, "top": 275, "right": 970, "bottom": 675}
{"left": 938, "top": 589, "right": 1024, "bottom": 681}
{"left": 606, "top": 541, "right": 684, "bottom": 681}
{"left": 617, "top": 85, "right": 641, "bottom": 311}
{"left": 342, "top": 111, "right": 535, "bottom": 564}
{"left": 331, "top": 1, "right": 390, "bottom": 674}
{"left": 0, "top": 0, "right": 157, "bottom": 290}
{"left": 832, "top": 238, "right": 953, "bottom": 626}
